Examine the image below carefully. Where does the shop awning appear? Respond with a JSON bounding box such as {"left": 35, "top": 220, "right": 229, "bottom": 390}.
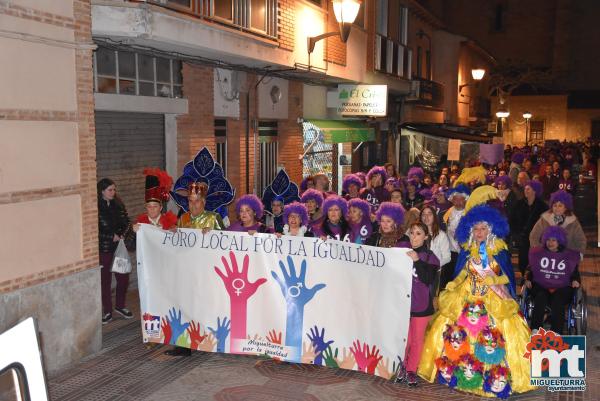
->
{"left": 400, "top": 122, "right": 493, "bottom": 143}
{"left": 306, "top": 119, "right": 375, "bottom": 143}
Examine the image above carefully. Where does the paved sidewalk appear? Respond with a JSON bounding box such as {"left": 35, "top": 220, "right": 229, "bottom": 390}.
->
{"left": 48, "top": 230, "right": 599, "bottom": 401}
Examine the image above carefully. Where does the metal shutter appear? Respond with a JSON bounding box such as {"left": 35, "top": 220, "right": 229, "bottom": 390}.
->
{"left": 95, "top": 112, "right": 165, "bottom": 221}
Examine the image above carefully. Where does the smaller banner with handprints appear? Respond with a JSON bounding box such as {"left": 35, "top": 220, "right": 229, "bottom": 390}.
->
{"left": 137, "top": 225, "right": 414, "bottom": 378}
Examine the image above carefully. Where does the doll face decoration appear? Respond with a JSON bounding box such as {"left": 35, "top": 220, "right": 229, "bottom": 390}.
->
{"left": 484, "top": 365, "right": 511, "bottom": 397}
{"left": 457, "top": 301, "right": 489, "bottom": 337}
{"left": 475, "top": 327, "right": 507, "bottom": 365}
{"left": 458, "top": 354, "right": 483, "bottom": 380}
{"left": 435, "top": 357, "right": 455, "bottom": 382}
{"left": 443, "top": 324, "right": 470, "bottom": 361}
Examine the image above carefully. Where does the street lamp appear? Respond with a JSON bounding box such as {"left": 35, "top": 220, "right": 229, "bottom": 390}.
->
{"left": 471, "top": 68, "right": 486, "bottom": 81}
{"left": 308, "top": 0, "right": 361, "bottom": 54}
{"left": 459, "top": 68, "right": 487, "bottom": 94}
{"left": 523, "top": 111, "right": 532, "bottom": 145}
{"left": 496, "top": 110, "right": 510, "bottom": 118}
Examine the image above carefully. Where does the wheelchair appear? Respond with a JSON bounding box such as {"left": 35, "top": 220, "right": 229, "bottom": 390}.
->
{"left": 519, "top": 285, "right": 587, "bottom": 335}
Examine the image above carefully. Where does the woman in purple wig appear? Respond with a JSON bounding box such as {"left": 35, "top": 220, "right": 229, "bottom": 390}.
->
{"left": 313, "top": 195, "right": 350, "bottom": 241}
{"left": 524, "top": 225, "right": 581, "bottom": 334}
{"left": 301, "top": 189, "right": 325, "bottom": 232}
{"left": 360, "top": 165, "right": 390, "bottom": 212}
{"left": 342, "top": 174, "right": 362, "bottom": 200}
{"left": 529, "top": 190, "right": 586, "bottom": 256}
{"left": 280, "top": 202, "right": 314, "bottom": 237}
{"left": 346, "top": 198, "right": 373, "bottom": 244}
{"left": 229, "top": 195, "right": 273, "bottom": 234}
{"left": 366, "top": 202, "right": 406, "bottom": 247}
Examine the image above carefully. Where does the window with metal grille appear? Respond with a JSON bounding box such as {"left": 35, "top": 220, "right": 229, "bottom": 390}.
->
{"left": 215, "top": 119, "right": 227, "bottom": 176}
{"left": 530, "top": 120, "right": 545, "bottom": 142}
{"left": 94, "top": 46, "right": 183, "bottom": 98}
{"left": 258, "top": 121, "right": 278, "bottom": 196}
{"left": 302, "top": 121, "right": 333, "bottom": 185}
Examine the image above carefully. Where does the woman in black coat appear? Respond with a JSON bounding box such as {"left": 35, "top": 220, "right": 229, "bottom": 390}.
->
{"left": 510, "top": 180, "right": 548, "bottom": 275}
{"left": 98, "top": 178, "right": 133, "bottom": 324}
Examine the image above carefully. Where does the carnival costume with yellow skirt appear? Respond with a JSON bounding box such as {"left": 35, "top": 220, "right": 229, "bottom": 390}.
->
{"left": 418, "top": 203, "right": 535, "bottom": 398}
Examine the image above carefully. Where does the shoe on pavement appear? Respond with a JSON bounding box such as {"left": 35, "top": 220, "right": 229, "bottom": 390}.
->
{"left": 115, "top": 307, "right": 133, "bottom": 319}
{"left": 102, "top": 313, "right": 112, "bottom": 325}
{"left": 407, "top": 371, "right": 418, "bottom": 387}
{"left": 394, "top": 359, "right": 407, "bottom": 383}
{"left": 164, "top": 346, "right": 191, "bottom": 357}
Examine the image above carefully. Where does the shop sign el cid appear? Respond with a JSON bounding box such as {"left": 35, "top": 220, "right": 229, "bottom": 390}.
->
{"left": 328, "top": 85, "right": 387, "bottom": 117}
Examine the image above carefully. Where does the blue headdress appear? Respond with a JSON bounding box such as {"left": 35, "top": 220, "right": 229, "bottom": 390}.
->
{"left": 261, "top": 169, "right": 300, "bottom": 214}
{"left": 446, "top": 184, "right": 471, "bottom": 201}
{"left": 170, "top": 147, "right": 235, "bottom": 212}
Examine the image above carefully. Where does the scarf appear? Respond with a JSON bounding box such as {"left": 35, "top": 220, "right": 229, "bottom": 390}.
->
{"left": 378, "top": 230, "right": 401, "bottom": 248}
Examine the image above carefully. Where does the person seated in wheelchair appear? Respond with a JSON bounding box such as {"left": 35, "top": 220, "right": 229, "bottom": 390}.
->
{"left": 524, "top": 226, "right": 581, "bottom": 334}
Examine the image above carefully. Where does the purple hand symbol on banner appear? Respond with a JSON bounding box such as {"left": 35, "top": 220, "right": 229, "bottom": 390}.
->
{"left": 307, "top": 326, "right": 334, "bottom": 365}
{"left": 271, "top": 256, "right": 326, "bottom": 360}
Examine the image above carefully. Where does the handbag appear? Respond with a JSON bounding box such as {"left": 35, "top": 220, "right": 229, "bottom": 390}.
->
{"left": 111, "top": 239, "right": 132, "bottom": 274}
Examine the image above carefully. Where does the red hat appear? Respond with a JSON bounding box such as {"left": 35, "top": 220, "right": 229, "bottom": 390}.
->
{"left": 144, "top": 168, "right": 172, "bottom": 204}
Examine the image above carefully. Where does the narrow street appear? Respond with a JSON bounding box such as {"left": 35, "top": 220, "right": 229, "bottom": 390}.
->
{"left": 48, "top": 228, "right": 599, "bottom": 401}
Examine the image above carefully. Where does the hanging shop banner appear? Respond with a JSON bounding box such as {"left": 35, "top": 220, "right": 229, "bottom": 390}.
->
{"left": 137, "top": 225, "right": 413, "bottom": 377}
{"left": 327, "top": 85, "right": 388, "bottom": 116}
{"left": 447, "top": 139, "right": 461, "bottom": 161}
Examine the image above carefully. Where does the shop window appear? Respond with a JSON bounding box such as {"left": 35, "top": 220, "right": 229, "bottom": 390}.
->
{"left": 215, "top": 119, "right": 227, "bottom": 176}
{"left": 94, "top": 47, "right": 183, "bottom": 98}
{"left": 529, "top": 120, "right": 545, "bottom": 142}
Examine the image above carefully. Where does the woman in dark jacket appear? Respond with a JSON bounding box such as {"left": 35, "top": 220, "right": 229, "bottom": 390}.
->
{"left": 98, "top": 178, "right": 132, "bottom": 324}
{"left": 510, "top": 180, "right": 548, "bottom": 275}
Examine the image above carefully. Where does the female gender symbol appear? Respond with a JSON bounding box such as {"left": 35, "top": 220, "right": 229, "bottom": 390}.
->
{"left": 232, "top": 278, "right": 246, "bottom": 296}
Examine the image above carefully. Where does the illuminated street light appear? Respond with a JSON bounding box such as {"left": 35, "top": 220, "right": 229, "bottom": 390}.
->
{"left": 523, "top": 111, "right": 532, "bottom": 145}
{"left": 308, "top": 0, "right": 361, "bottom": 54}
{"left": 523, "top": 111, "right": 532, "bottom": 119}
{"left": 471, "top": 68, "right": 486, "bottom": 81}
{"left": 496, "top": 110, "right": 510, "bottom": 118}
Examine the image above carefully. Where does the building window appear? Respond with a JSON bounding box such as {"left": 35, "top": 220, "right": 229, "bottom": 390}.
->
{"left": 529, "top": 120, "right": 545, "bottom": 142}
{"left": 258, "top": 121, "right": 278, "bottom": 196}
{"left": 375, "top": 1, "right": 411, "bottom": 78}
{"left": 94, "top": 47, "right": 183, "bottom": 98}
{"left": 416, "top": 46, "right": 422, "bottom": 78}
{"left": 493, "top": 3, "right": 506, "bottom": 32}
{"left": 215, "top": 119, "right": 227, "bottom": 176}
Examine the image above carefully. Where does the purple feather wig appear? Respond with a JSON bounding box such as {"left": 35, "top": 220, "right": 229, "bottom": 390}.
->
{"left": 420, "top": 188, "right": 433, "bottom": 200}
{"left": 322, "top": 195, "right": 348, "bottom": 216}
{"left": 376, "top": 202, "right": 405, "bottom": 226}
{"left": 235, "top": 194, "right": 264, "bottom": 220}
{"left": 300, "top": 176, "right": 314, "bottom": 192}
{"left": 355, "top": 171, "right": 367, "bottom": 187}
{"left": 347, "top": 198, "right": 371, "bottom": 220}
{"left": 301, "top": 188, "right": 324, "bottom": 208}
{"left": 408, "top": 166, "right": 425, "bottom": 180}
{"left": 342, "top": 174, "right": 362, "bottom": 193}
{"left": 367, "top": 165, "right": 387, "bottom": 182}
{"left": 511, "top": 152, "right": 525, "bottom": 164}
{"left": 541, "top": 226, "right": 568, "bottom": 247}
{"left": 549, "top": 190, "right": 573, "bottom": 211}
{"left": 494, "top": 175, "right": 512, "bottom": 188}
{"left": 283, "top": 202, "right": 309, "bottom": 226}
{"left": 526, "top": 180, "right": 544, "bottom": 198}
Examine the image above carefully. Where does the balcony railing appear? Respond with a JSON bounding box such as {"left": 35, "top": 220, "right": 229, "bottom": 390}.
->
{"left": 375, "top": 34, "right": 412, "bottom": 79}
{"left": 469, "top": 96, "right": 492, "bottom": 119}
{"left": 406, "top": 78, "right": 444, "bottom": 108}
{"left": 144, "top": 0, "right": 278, "bottom": 39}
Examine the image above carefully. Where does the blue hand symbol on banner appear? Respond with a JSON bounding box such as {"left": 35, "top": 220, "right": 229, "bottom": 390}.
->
{"left": 271, "top": 256, "right": 326, "bottom": 360}
{"left": 166, "top": 307, "right": 190, "bottom": 345}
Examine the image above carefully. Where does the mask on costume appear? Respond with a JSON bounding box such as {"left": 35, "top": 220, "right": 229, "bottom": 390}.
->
{"left": 474, "top": 327, "right": 506, "bottom": 365}
{"left": 455, "top": 354, "right": 484, "bottom": 390}
{"left": 457, "top": 300, "right": 489, "bottom": 337}
{"left": 435, "top": 356, "right": 457, "bottom": 388}
{"left": 443, "top": 324, "right": 470, "bottom": 361}
{"left": 483, "top": 365, "right": 512, "bottom": 399}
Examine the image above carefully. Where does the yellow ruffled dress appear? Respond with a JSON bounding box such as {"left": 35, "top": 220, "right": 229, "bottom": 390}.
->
{"left": 418, "top": 250, "right": 536, "bottom": 397}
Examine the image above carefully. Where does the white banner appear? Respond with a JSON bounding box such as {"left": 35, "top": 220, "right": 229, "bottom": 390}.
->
{"left": 137, "top": 225, "right": 413, "bottom": 377}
